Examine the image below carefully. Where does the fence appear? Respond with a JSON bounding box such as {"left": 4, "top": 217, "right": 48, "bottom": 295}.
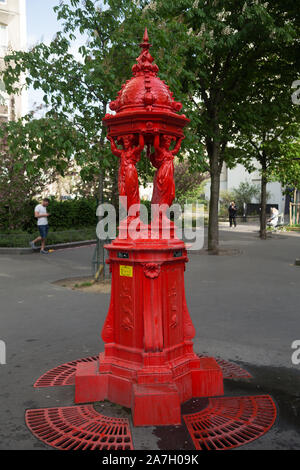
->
{"left": 290, "top": 203, "right": 300, "bottom": 225}
{"left": 92, "top": 239, "right": 113, "bottom": 280}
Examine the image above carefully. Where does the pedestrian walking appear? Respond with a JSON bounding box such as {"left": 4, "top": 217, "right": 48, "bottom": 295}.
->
{"left": 228, "top": 201, "right": 238, "bottom": 228}
{"left": 29, "top": 198, "right": 50, "bottom": 253}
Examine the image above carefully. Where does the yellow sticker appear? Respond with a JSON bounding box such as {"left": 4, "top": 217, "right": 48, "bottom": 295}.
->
{"left": 120, "top": 265, "right": 133, "bottom": 277}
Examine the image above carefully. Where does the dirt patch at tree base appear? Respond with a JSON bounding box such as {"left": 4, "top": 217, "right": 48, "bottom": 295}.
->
{"left": 52, "top": 276, "right": 111, "bottom": 294}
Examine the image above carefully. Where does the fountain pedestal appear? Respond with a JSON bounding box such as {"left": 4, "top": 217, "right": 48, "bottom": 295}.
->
{"left": 75, "top": 231, "right": 223, "bottom": 426}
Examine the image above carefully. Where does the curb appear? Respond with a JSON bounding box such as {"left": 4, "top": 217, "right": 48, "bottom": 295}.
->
{"left": 0, "top": 239, "right": 97, "bottom": 255}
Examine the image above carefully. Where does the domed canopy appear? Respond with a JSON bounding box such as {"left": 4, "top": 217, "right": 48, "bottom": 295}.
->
{"left": 109, "top": 28, "right": 182, "bottom": 114}
{"left": 103, "top": 29, "right": 189, "bottom": 140}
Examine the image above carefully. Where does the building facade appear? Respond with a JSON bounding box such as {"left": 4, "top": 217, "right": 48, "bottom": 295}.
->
{"left": 205, "top": 161, "right": 286, "bottom": 215}
{"left": 0, "top": 0, "right": 27, "bottom": 122}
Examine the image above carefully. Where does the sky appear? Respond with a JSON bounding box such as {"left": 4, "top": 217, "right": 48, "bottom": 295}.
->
{"left": 26, "top": 0, "right": 65, "bottom": 110}
{"left": 27, "top": 0, "right": 60, "bottom": 47}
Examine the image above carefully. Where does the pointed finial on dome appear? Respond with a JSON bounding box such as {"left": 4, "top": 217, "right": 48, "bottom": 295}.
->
{"left": 140, "top": 27, "right": 151, "bottom": 51}
{"left": 143, "top": 27, "right": 149, "bottom": 43}
{"left": 131, "top": 27, "right": 158, "bottom": 77}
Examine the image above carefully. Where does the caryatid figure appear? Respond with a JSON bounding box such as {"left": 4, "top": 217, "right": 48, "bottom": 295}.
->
{"left": 109, "top": 134, "right": 145, "bottom": 215}
{"left": 150, "top": 133, "right": 184, "bottom": 211}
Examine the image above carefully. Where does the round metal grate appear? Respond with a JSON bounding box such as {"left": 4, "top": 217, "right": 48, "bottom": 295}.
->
{"left": 25, "top": 405, "right": 133, "bottom": 450}
{"left": 183, "top": 395, "right": 276, "bottom": 450}
{"left": 34, "top": 356, "right": 98, "bottom": 388}
{"left": 198, "top": 354, "right": 252, "bottom": 380}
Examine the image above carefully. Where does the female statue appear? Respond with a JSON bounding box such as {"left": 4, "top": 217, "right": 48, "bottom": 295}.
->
{"left": 109, "top": 134, "right": 144, "bottom": 214}
{"left": 150, "top": 133, "right": 184, "bottom": 209}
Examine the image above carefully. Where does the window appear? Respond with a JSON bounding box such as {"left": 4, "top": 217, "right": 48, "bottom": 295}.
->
{"left": 0, "top": 24, "right": 8, "bottom": 48}
{"left": 0, "top": 79, "right": 8, "bottom": 116}
{"left": 0, "top": 81, "right": 8, "bottom": 114}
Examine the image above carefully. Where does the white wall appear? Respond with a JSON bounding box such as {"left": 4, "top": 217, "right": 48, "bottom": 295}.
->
{"left": 205, "top": 160, "right": 285, "bottom": 213}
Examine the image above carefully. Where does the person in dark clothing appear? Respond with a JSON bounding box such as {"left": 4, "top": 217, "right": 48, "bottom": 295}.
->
{"left": 228, "top": 201, "right": 238, "bottom": 228}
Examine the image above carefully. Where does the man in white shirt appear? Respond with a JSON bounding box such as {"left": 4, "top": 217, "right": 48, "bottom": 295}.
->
{"left": 29, "top": 198, "right": 50, "bottom": 254}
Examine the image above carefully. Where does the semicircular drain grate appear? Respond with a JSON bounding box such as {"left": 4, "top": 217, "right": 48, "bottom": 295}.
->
{"left": 26, "top": 405, "right": 133, "bottom": 450}
{"left": 34, "top": 356, "right": 98, "bottom": 388}
{"left": 198, "top": 354, "right": 252, "bottom": 380}
{"left": 183, "top": 395, "right": 276, "bottom": 450}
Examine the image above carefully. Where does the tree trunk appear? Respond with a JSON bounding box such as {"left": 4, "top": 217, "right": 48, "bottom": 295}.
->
{"left": 97, "top": 104, "right": 107, "bottom": 207}
{"left": 260, "top": 157, "right": 267, "bottom": 240}
{"left": 208, "top": 146, "right": 222, "bottom": 253}
{"left": 110, "top": 162, "right": 119, "bottom": 211}
{"left": 10, "top": 96, "right": 16, "bottom": 121}
{"left": 96, "top": 170, "right": 105, "bottom": 281}
{"left": 97, "top": 171, "right": 104, "bottom": 206}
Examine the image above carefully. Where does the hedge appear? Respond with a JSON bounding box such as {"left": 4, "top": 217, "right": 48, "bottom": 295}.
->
{"left": 0, "top": 198, "right": 98, "bottom": 233}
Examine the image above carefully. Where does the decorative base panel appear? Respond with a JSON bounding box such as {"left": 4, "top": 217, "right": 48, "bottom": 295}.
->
{"left": 74, "top": 355, "right": 223, "bottom": 426}
{"left": 34, "top": 355, "right": 252, "bottom": 388}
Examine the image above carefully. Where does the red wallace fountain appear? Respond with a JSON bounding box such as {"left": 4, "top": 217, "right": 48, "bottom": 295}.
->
{"left": 74, "top": 29, "right": 224, "bottom": 426}
{"left": 25, "top": 31, "right": 276, "bottom": 451}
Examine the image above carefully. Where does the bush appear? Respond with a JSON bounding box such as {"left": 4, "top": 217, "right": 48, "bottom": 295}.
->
{"left": 232, "top": 182, "right": 260, "bottom": 214}
{"left": 219, "top": 183, "right": 262, "bottom": 216}
{"left": 48, "top": 198, "right": 98, "bottom": 230}
{"left": 10, "top": 198, "right": 99, "bottom": 233}
{"left": 220, "top": 190, "right": 235, "bottom": 207}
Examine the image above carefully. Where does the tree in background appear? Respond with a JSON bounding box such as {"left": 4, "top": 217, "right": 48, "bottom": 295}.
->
{"left": 74, "top": 157, "right": 120, "bottom": 208}
{"left": 272, "top": 140, "right": 300, "bottom": 191}
{"left": 174, "top": 160, "right": 208, "bottom": 206}
{"left": 219, "top": 189, "right": 236, "bottom": 217}
{"left": 230, "top": 77, "right": 300, "bottom": 238}
{"left": 233, "top": 182, "right": 261, "bottom": 215}
{"left": 271, "top": 139, "right": 300, "bottom": 224}
{"left": 1, "top": 0, "right": 300, "bottom": 251}
{"left": 144, "top": 0, "right": 300, "bottom": 251}
{"left": 1, "top": 0, "right": 152, "bottom": 207}
{"left": 0, "top": 134, "right": 55, "bottom": 230}
{"left": 220, "top": 181, "right": 271, "bottom": 218}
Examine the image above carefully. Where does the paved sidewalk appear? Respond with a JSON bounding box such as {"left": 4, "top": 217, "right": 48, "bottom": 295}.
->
{"left": 219, "top": 221, "right": 260, "bottom": 232}
{"left": 0, "top": 228, "right": 300, "bottom": 449}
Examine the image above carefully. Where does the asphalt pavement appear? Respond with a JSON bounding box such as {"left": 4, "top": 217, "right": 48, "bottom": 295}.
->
{"left": 0, "top": 225, "right": 300, "bottom": 450}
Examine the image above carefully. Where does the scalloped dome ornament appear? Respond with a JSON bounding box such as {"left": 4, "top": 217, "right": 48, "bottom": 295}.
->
{"left": 109, "top": 28, "right": 182, "bottom": 113}
{"left": 103, "top": 28, "right": 189, "bottom": 141}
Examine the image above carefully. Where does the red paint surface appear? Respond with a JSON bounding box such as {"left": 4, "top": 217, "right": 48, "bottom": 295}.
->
{"left": 26, "top": 405, "right": 133, "bottom": 450}
{"left": 74, "top": 29, "right": 224, "bottom": 426}
{"left": 183, "top": 395, "right": 277, "bottom": 450}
